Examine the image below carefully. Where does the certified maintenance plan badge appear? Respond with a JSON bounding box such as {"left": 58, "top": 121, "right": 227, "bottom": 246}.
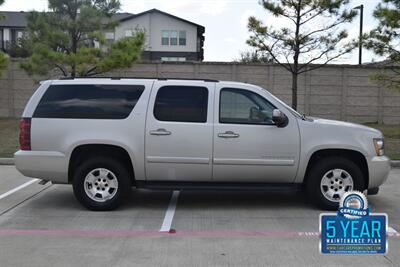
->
{"left": 320, "top": 191, "right": 388, "bottom": 254}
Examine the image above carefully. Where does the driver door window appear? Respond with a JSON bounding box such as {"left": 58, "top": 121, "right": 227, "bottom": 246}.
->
{"left": 220, "top": 88, "right": 275, "bottom": 125}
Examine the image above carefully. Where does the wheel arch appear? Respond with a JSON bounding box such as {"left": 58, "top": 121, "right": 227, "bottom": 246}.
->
{"left": 68, "top": 144, "right": 135, "bottom": 185}
{"left": 303, "top": 148, "right": 369, "bottom": 190}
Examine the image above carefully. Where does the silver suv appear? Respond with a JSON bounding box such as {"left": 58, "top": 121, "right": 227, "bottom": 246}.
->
{"left": 15, "top": 78, "right": 390, "bottom": 210}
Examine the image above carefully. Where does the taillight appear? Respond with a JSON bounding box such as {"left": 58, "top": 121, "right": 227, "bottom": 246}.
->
{"left": 19, "top": 118, "right": 31, "bottom": 150}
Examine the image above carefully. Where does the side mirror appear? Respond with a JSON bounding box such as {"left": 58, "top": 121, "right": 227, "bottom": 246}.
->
{"left": 272, "top": 109, "right": 288, "bottom": 128}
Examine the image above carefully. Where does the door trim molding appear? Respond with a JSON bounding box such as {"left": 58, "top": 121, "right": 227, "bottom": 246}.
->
{"left": 213, "top": 158, "right": 295, "bottom": 166}
{"left": 147, "top": 156, "right": 210, "bottom": 164}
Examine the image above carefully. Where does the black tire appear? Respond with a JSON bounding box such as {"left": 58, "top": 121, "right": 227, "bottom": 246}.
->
{"left": 72, "top": 157, "right": 131, "bottom": 211}
{"left": 306, "top": 156, "right": 365, "bottom": 210}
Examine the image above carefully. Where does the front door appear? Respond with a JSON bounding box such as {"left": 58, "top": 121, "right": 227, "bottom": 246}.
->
{"left": 212, "top": 85, "right": 300, "bottom": 183}
{"left": 145, "top": 81, "right": 215, "bottom": 181}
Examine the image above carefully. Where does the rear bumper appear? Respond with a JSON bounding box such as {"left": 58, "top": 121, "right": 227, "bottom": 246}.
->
{"left": 14, "top": 150, "right": 69, "bottom": 184}
{"left": 367, "top": 155, "right": 390, "bottom": 189}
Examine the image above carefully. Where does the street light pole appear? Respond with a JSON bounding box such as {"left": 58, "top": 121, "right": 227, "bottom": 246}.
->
{"left": 354, "top": 4, "right": 364, "bottom": 65}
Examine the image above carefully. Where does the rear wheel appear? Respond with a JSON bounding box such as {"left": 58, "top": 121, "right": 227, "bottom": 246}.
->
{"left": 72, "top": 157, "right": 130, "bottom": 211}
{"left": 306, "top": 157, "right": 365, "bottom": 210}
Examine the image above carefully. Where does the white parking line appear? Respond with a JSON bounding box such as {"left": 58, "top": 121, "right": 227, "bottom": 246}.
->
{"left": 388, "top": 226, "right": 398, "bottom": 234}
{"left": 160, "top": 190, "right": 180, "bottom": 233}
{"left": 0, "top": 179, "right": 39, "bottom": 201}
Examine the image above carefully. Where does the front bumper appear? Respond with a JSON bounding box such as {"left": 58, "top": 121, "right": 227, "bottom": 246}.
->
{"left": 14, "top": 150, "right": 69, "bottom": 184}
{"left": 367, "top": 155, "right": 391, "bottom": 189}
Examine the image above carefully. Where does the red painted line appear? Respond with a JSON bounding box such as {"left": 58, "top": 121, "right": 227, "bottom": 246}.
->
{"left": 174, "top": 230, "right": 318, "bottom": 237}
{"left": 0, "top": 229, "right": 398, "bottom": 238}
{"left": 0, "top": 229, "right": 319, "bottom": 238}
{"left": 0, "top": 229, "right": 316, "bottom": 237}
{"left": 0, "top": 229, "right": 161, "bottom": 237}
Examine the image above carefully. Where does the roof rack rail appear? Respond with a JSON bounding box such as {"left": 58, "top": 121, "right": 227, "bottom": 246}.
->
{"left": 59, "top": 77, "right": 219, "bottom": 82}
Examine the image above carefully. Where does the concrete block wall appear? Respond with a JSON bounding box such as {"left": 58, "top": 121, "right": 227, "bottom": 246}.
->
{"left": 1, "top": 59, "right": 399, "bottom": 124}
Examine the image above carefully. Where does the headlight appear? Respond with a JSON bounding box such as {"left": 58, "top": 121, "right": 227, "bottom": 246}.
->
{"left": 373, "top": 138, "right": 384, "bottom": 156}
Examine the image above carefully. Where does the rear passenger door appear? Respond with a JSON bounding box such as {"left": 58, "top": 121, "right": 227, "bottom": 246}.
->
{"left": 145, "top": 81, "right": 215, "bottom": 181}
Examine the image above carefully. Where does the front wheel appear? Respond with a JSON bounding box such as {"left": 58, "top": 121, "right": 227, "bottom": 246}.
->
{"left": 306, "top": 157, "right": 365, "bottom": 210}
{"left": 72, "top": 157, "right": 131, "bottom": 211}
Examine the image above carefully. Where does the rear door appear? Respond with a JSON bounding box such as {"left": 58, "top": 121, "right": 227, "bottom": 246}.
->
{"left": 145, "top": 80, "right": 215, "bottom": 181}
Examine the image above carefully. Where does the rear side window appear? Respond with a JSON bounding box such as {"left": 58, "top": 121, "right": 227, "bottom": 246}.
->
{"left": 33, "top": 84, "right": 145, "bottom": 119}
{"left": 154, "top": 86, "right": 208, "bottom": 123}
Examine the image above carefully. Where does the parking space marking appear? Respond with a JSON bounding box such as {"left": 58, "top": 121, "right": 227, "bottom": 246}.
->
{"left": 160, "top": 190, "right": 180, "bottom": 233}
{"left": 0, "top": 179, "right": 39, "bottom": 201}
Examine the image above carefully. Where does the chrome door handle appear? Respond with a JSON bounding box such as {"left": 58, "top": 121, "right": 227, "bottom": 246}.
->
{"left": 218, "top": 131, "right": 240, "bottom": 138}
{"left": 149, "top": 128, "right": 171, "bottom": 136}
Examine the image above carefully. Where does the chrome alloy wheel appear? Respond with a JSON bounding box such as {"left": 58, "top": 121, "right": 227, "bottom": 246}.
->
{"left": 84, "top": 168, "right": 119, "bottom": 202}
{"left": 320, "top": 168, "right": 354, "bottom": 202}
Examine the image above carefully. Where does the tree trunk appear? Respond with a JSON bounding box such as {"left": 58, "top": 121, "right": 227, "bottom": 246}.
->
{"left": 70, "top": 26, "right": 78, "bottom": 78}
{"left": 71, "top": 63, "right": 76, "bottom": 78}
{"left": 291, "top": 73, "right": 298, "bottom": 110}
{"left": 71, "top": 38, "right": 77, "bottom": 78}
{"left": 291, "top": 1, "right": 301, "bottom": 111}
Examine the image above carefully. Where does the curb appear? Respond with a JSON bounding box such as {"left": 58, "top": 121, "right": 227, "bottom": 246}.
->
{"left": 391, "top": 160, "right": 400, "bottom": 168}
{"left": 0, "top": 158, "right": 399, "bottom": 168}
{"left": 0, "top": 158, "right": 14, "bottom": 165}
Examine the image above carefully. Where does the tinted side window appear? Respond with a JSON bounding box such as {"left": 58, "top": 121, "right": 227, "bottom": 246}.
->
{"left": 220, "top": 88, "right": 276, "bottom": 125}
{"left": 154, "top": 86, "right": 208, "bottom": 123}
{"left": 33, "top": 84, "right": 144, "bottom": 119}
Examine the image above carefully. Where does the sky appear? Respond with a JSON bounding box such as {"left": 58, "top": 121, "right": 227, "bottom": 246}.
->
{"left": 0, "top": 0, "right": 385, "bottom": 64}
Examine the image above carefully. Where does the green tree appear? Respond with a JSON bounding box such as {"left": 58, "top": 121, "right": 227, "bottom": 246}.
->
{"left": 21, "top": 0, "right": 145, "bottom": 78}
{"left": 365, "top": 0, "right": 400, "bottom": 90}
{"left": 0, "top": 0, "right": 9, "bottom": 76}
{"left": 236, "top": 50, "right": 274, "bottom": 63}
{"left": 247, "top": 0, "right": 356, "bottom": 110}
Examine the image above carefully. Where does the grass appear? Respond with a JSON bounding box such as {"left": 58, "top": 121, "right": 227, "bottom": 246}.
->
{"left": 0, "top": 119, "right": 399, "bottom": 160}
{"left": 0, "top": 118, "right": 19, "bottom": 158}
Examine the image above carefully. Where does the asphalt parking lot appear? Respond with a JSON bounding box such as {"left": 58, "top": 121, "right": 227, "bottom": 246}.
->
{"left": 0, "top": 165, "right": 399, "bottom": 267}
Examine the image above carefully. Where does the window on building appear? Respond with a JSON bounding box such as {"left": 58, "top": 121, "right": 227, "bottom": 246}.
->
{"left": 17, "top": 31, "right": 23, "bottom": 39}
{"left": 104, "top": 31, "right": 115, "bottom": 46}
{"left": 161, "top": 30, "right": 169, "bottom": 45}
{"left": 154, "top": 86, "right": 208, "bottom": 123}
{"left": 161, "top": 57, "right": 186, "bottom": 62}
{"left": 11, "top": 29, "right": 25, "bottom": 46}
{"left": 219, "top": 88, "right": 276, "bottom": 125}
{"left": 179, "top": 31, "right": 186, "bottom": 46}
{"left": 125, "top": 30, "right": 133, "bottom": 37}
{"left": 161, "top": 30, "right": 186, "bottom": 46}
{"left": 0, "top": 29, "right": 3, "bottom": 49}
{"left": 197, "top": 37, "right": 201, "bottom": 52}
{"left": 105, "top": 31, "right": 115, "bottom": 40}
{"left": 33, "top": 84, "right": 145, "bottom": 119}
{"left": 170, "top": 31, "right": 178, "bottom": 45}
